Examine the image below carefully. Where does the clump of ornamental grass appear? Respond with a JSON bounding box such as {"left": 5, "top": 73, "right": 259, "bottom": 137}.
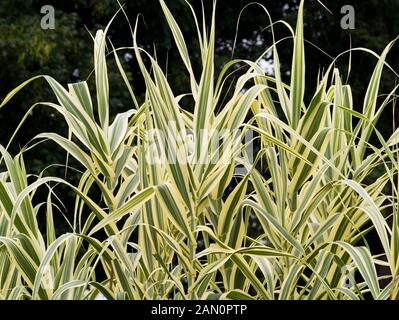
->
{"left": 0, "top": 0, "right": 398, "bottom": 300}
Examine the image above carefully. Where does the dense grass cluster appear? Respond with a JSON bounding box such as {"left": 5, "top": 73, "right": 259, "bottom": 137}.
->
{"left": 0, "top": 0, "right": 399, "bottom": 300}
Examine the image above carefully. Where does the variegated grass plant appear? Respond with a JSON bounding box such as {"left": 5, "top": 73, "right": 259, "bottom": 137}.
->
{"left": 0, "top": 0, "right": 398, "bottom": 300}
